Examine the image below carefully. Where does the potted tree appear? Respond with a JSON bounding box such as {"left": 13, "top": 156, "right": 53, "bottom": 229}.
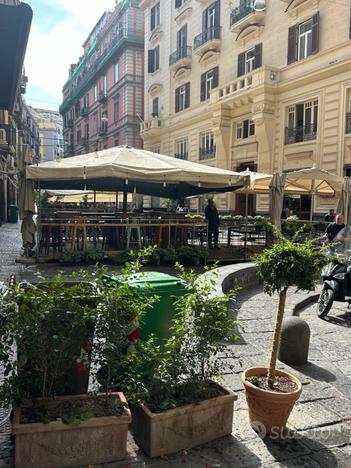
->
{"left": 242, "top": 238, "right": 326, "bottom": 434}
{"left": 122, "top": 265, "right": 239, "bottom": 457}
{"left": 0, "top": 262, "right": 152, "bottom": 468}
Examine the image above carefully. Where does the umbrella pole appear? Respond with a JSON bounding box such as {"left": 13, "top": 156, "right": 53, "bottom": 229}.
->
{"left": 115, "top": 192, "right": 118, "bottom": 211}
{"left": 36, "top": 185, "right": 41, "bottom": 258}
{"left": 93, "top": 191, "right": 96, "bottom": 208}
{"left": 244, "top": 191, "right": 248, "bottom": 259}
{"left": 123, "top": 190, "right": 128, "bottom": 213}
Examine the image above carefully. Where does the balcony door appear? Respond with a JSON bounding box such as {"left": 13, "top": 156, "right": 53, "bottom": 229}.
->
{"left": 202, "top": 1, "right": 220, "bottom": 34}
{"left": 177, "top": 25, "right": 187, "bottom": 52}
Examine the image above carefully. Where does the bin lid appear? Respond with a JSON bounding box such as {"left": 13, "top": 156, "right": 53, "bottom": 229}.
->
{"left": 105, "top": 271, "right": 188, "bottom": 292}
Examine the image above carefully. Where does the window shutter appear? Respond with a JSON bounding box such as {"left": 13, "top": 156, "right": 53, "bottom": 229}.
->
{"left": 213, "top": 66, "right": 219, "bottom": 88}
{"left": 287, "top": 25, "right": 298, "bottom": 64}
{"left": 155, "top": 46, "right": 160, "bottom": 70}
{"left": 175, "top": 0, "right": 182, "bottom": 7}
{"left": 150, "top": 7, "right": 155, "bottom": 31}
{"left": 311, "top": 12, "right": 320, "bottom": 55}
{"left": 148, "top": 50, "right": 154, "bottom": 73}
{"left": 185, "top": 82, "right": 190, "bottom": 108}
{"left": 200, "top": 73, "right": 206, "bottom": 101}
{"left": 237, "top": 52, "right": 245, "bottom": 77}
{"left": 202, "top": 8, "right": 207, "bottom": 31}
{"left": 214, "top": 0, "right": 220, "bottom": 28}
{"left": 175, "top": 87, "right": 180, "bottom": 113}
{"left": 254, "top": 43, "right": 262, "bottom": 69}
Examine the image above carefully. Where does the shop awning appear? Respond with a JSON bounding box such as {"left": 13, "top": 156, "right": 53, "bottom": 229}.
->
{"left": 0, "top": 2, "right": 32, "bottom": 113}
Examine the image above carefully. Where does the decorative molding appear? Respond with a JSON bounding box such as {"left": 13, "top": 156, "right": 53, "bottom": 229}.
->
{"left": 149, "top": 26, "right": 163, "bottom": 44}
{"left": 286, "top": 0, "right": 320, "bottom": 19}
{"left": 199, "top": 49, "right": 220, "bottom": 66}
{"left": 175, "top": 6, "right": 193, "bottom": 25}
{"left": 148, "top": 83, "right": 163, "bottom": 96}
{"left": 173, "top": 66, "right": 191, "bottom": 80}
{"left": 237, "top": 25, "right": 264, "bottom": 47}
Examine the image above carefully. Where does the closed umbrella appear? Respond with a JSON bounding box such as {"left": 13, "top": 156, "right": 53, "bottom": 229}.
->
{"left": 337, "top": 177, "right": 351, "bottom": 223}
{"left": 18, "top": 144, "right": 35, "bottom": 219}
{"left": 269, "top": 173, "right": 286, "bottom": 229}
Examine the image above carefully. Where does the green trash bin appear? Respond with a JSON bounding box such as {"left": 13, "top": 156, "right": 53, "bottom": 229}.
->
{"left": 7, "top": 204, "right": 18, "bottom": 223}
{"left": 104, "top": 272, "right": 189, "bottom": 346}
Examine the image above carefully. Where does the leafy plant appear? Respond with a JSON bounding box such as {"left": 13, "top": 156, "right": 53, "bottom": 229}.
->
{"left": 121, "top": 264, "right": 240, "bottom": 412}
{"left": 255, "top": 237, "right": 327, "bottom": 387}
{"left": 0, "top": 274, "right": 97, "bottom": 405}
{"left": 92, "top": 249, "right": 158, "bottom": 404}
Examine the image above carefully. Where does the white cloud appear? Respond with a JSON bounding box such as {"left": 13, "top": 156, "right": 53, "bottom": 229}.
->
{"left": 25, "top": 0, "right": 117, "bottom": 103}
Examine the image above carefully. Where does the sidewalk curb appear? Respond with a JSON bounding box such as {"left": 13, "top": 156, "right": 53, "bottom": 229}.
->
{"left": 205, "top": 262, "right": 320, "bottom": 316}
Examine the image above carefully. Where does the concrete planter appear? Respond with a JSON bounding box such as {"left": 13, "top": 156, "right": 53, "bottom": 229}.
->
{"left": 242, "top": 367, "right": 302, "bottom": 435}
{"left": 12, "top": 392, "right": 131, "bottom": 468}
{"left": 132, "top": 383, "right": 237, "bottom": 457}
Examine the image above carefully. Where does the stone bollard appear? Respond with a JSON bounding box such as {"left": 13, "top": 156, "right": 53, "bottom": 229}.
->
{"left": 278, "top": 316, "right": 310, "bottom": 365}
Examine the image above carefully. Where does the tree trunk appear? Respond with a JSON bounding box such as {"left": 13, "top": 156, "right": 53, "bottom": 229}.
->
{"left": 267, "top": 287, "right": 288, "bottom": 387}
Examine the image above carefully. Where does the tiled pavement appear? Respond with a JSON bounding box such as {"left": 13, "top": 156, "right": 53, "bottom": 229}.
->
{"left": 0, "top": 222, "right": 350, "bottom": 467}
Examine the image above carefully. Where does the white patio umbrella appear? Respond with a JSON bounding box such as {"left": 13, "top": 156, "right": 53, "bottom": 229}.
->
{"left": 269, "top": 173, "right": 286, "bottom": 229}
{"left": 337, "top": 177, "right": 351, "bottom": 223}
{"left": 284, "top": 166, "right": 343, "bottom": 222}
{"left": 26, "top": 146, "right": 245, "bottom": 198}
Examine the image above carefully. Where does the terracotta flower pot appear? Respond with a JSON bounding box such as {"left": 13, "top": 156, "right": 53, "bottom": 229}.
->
{"left": 242, "top": 367, "right": 302, "bottom": 435}
{"left": 12, "top": 392, "right": 131, "bottom": 468}
{"left": 132, "top": 383, "right": 237, "bottom": 458}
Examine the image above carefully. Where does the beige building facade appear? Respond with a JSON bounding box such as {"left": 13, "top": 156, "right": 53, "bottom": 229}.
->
{"left": 140, "top": 0, "right": 351, "bottom": 216}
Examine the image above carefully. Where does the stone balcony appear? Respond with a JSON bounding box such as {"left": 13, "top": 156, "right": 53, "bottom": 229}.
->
{"left": 193, "top": 26, "right": 221, "bottom": 56}
{"left": 210, "top": 66, "right": 278, "bottom": 106}
{"left": 230, "top": 5, "right": 266, "bottom": 36}
{"left": 140, "top": 116, "right": 164, "bottom": 137}
{"left": 169, "top": 46, "right": 192, "bottom": 70}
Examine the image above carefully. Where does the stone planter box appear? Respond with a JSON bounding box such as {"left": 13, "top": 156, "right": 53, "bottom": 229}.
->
{"left": 12, "top": 393, "right": 131, "bottom": 468}
{"left": 132, "top": 383, "right": 237, "bottom": 457}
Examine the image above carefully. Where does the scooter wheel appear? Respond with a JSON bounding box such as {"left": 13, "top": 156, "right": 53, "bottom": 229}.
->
{"left": 317, "top": 285, "right": 334, "bottom": 319}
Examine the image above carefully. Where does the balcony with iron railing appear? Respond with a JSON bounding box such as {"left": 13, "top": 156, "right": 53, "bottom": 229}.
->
{"left": 346, "top": 113, "right": 351, "bottom": 134}
{"left": 175, "top": 152, "right": 188, "bottom": 160}
{"left": 199, "top": 147, "right": 216, "bottom": 161}
{"left": 81, "top": 107, "right": 89, "bottom": 117}
{"left": 193, "top": 26, "right": 221, "bottom": 55}
{"left": 140, "top": 116, "right": 164, "bottom": 137}
{"left": 0, "top": 123, "right": 16, "bottom": 146}
{"left": 230, "top": 3, "right": 266, "bottom": 35}
{"left": 285, "top": 124, "right": 318, "bottom": 145}
{"left": 210, "top": 66, "right": 278, "bottom": 105}
{"left": 98, "top": 123, "right": 108, "bottom": 136}
{"left": 60, "top": 29, "right": 144, "bottom": 113}
{"left": 99, "top": 91, "right": 108, "bottom": 103}
{"left": 169, "top": 46, "right": 192, "bottom": 69}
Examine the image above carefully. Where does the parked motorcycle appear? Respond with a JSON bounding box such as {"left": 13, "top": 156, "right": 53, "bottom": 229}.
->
{"left": 317, "top": 226, "right": 351, "bottom": 319}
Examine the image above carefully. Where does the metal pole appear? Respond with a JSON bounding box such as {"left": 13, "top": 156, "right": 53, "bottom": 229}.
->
{"left": 244, "top": 191, "right": 248, "bottom": 258}
{"left": 115, "top": 192, "right": 118, "bottom": 211}
{"left": 93, "top": 190, "right": 96, "bottom": 208}
{"left": 123, "top": 190, "right": 128, "bottom": 213}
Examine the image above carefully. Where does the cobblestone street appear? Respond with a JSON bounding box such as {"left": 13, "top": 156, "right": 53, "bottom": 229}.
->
{"left": 0, "top": 223, "right": 350, "bottom": 467}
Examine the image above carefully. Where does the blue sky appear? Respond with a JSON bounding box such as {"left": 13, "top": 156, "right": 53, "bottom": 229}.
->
{"left": 24, "top": 0, "right": 116, "bottom": 111}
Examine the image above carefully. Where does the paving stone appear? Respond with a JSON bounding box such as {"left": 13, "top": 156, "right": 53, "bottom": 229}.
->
{"left": 264, "top": 455, "right": 326, "bottom": 467}
{"left": 289, "top": 401, "right": 342, "bottom": 431}
{"left": 309, "top": 447, "right": 350, "bottom": 468}
{"left": 298, "top": 422, "right": 351, "bottom": 450}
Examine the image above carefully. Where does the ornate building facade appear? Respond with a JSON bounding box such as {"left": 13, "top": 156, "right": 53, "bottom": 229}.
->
{"left": 60, "top": 0, "right": 144, "bottom": 156}
{"left": 140, "top": 0, "right": 351, "bottom": 215}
